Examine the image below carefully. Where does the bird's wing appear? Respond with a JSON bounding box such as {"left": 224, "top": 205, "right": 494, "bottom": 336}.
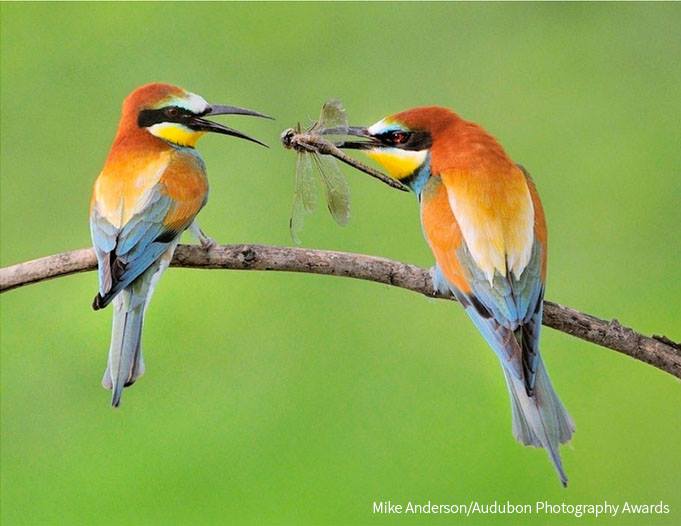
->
{"left": 90, "top": 153, "right": 208, "bottom": 309}
{"left": 422, "top": 166, "right": 546, "bottom": 392}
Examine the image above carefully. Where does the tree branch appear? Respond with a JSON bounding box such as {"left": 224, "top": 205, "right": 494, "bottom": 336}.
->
{"left": 1, "top": 244, "right": 679, "bottom": 380}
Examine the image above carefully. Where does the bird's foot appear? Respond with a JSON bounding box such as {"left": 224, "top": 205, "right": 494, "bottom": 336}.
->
{"left": 189, "top": 221, "right": 217, "bottom": 250}
{"left": 198, "top": 231, "right": 217, "bottom": 250}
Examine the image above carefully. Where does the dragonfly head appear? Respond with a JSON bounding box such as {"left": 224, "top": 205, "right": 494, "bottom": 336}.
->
{"left": 281, "top": 128, "right": 297, "bottom": 149}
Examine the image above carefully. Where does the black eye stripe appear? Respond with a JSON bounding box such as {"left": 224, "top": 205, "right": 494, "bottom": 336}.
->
{"left": 138, "top": 106, "right": 195, "bottom": 128}
{"left": 377, "top": 130, "right": 432, "bottom": 151}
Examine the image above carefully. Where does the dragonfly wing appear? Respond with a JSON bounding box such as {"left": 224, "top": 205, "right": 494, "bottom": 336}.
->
{"left": 313, "top": 153, "right": 350, "bottom": 226}
{"left": 298, "top": 152, "right": 318, "bottom": 213}
{"left": 317, "top": 99, "right": 348, "bottom": 141}
{"left": 290, "top": 152, "right": 319, "bottom": 244}
{"left": 289, "top": 99, "right": 350, "bottom": 242}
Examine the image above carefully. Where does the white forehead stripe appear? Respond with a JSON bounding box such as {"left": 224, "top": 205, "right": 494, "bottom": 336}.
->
{"left": 174, "top": 92, "right": 209, "bottom": 113}
{"left": 368, "top": 119, "right": 393, "bottom": 135}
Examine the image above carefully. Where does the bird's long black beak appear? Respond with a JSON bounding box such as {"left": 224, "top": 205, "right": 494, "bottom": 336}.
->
{"left": 333, "top": 126, "right": 379, "bottom": 150}
{"left": 190, "top": 104, "right": 273, "bottom": 147}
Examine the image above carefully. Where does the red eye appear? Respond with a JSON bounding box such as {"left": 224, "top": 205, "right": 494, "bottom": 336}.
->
{"left": 165, "top": 107, "right": 179, "bottom": 118}
{"left": 392, "top": 132, "right": 408, "bottom": 144}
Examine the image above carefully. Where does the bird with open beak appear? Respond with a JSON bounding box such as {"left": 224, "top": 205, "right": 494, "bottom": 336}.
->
{"left": 336, "top": 106, "right": 575, "bottom": 486}
{"left": 90, "top": 82, "right": 270, "bottom": 407}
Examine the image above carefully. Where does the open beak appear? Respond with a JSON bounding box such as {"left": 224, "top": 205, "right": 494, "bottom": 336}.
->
{"left": 333, "top": 126, "right": 380, "bottom": 150}
{"left": 190, "top": 104, "right": 273, "bottom": 147}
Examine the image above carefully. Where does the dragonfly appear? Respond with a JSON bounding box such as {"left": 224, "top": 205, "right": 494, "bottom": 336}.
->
{"left": 281, "top": 99, "right": 408, "bottom": 245}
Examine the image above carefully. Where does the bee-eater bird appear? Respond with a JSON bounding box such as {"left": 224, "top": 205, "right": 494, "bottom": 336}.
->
{"left": 90, "top": 82, "right": 269, "bottom": 407}
{"left": 337, "top": 107, "right": 575, "bottom": 486}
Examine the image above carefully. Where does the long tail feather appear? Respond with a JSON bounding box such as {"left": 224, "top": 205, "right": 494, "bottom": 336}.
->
{"left": 100, "top": 241, "right": 177, "bottom": 407}
{"left": 503, "top": 360, "right": 575, "bottom": 486}
{"left": 102, "top": 289, "right": 146, "bottom": 407}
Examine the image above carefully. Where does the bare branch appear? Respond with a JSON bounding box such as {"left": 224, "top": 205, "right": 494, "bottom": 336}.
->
{"left": 1, "top": 244, "right": 679, "bottom": 380}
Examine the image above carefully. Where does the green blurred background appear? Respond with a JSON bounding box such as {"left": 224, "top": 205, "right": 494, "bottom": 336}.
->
{"left": 1, "top": 3, "right": 680, "bottom": 525}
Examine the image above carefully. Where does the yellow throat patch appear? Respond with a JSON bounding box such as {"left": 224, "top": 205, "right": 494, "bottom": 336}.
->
{"left": 148, "top": 122, "right": 205, "bottom": 147}
{"left": 367, "top": 148, "right": 427, "bottom": 180}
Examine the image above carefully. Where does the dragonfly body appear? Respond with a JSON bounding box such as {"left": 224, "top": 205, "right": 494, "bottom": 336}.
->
{"left": 282, "top": 127, "right": 409, "bottom": 190}
{"left": 281, "top": 101, "right": 353, "bottom": 244}
{"left": 282, "top": 100, "right": 409, "bottom": 244}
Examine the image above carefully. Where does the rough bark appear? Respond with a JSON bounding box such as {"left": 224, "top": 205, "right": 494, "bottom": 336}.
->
{"left": 1, "top": 244, "right": 679, "bottom": 380}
